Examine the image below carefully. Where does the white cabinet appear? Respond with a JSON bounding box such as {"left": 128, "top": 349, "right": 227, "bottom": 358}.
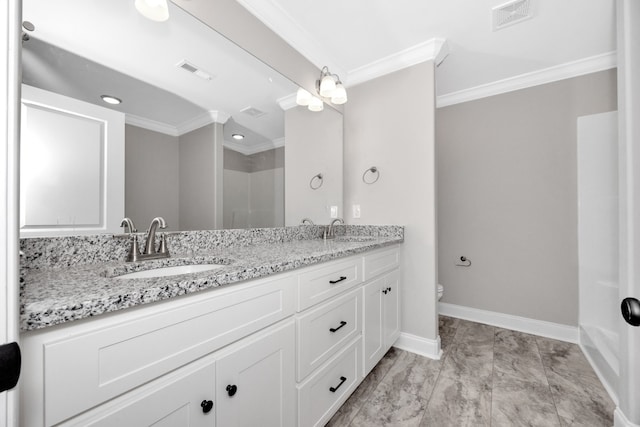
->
{"left": 215, "top": 320, "right": 295, "bottom": 427}
{"left": 363, "top": 268, "right": 400, "bottom": 376}
{"left": 59, "top": 359, "right": 216, "bottom": 427}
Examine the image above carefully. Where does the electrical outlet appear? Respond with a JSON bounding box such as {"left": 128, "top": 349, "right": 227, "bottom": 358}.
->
{"left": 352, "top": 204, "right": 361, "bottom": 218}
{"left": 330, "top": 206, "right": 338, "bottom": 218}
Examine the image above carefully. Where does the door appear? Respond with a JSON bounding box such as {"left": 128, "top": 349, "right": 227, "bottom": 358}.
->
{"left": 383, "top": 269, "right": 401, "bottom": 348}
{"left": 215, "top": 320, "right": 295, "bottom": 427}
{"left": 0, "top": 1, "right": 21, "bottom": 427}
{"left": 362, "top": 277, "right": 384, "bottom": 376}
{"left": 617, "top": 1, "right": 640, "bottom": 425}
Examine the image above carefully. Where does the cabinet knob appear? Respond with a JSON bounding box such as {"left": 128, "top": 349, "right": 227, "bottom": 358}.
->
{"left": 200, "top": 400, "right": 213, "bottom": 414}
{"left": 382, "top": 289, "right": 388, "bottom": 294}
{"left": 226, "top": 384, "right": 238, "bottom": 397}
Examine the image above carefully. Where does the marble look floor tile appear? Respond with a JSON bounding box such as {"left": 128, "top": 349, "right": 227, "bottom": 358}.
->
{"left": 491, "top": 376, "right": 561, "bottom": 427}
{"left": 326, "top": 347, "right": 401, "bottom": 427}
{"left": 454, "top": 320, "right": 495, "bottom": 346}
{"left": 350, "top": 350, "right": 441, "bottom": 427}
{"left": 493, "top": 329, "right": 547, "bottom": 383}
{"left": 420, "top": 371, "right": 492, "bottom": 427}
{"left": 439, "top": 316, "right": 460, "bottom": 356}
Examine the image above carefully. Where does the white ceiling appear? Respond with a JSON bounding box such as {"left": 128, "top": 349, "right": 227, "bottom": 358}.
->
{"left": 236, "top": 0, "right": 617, "bottom": 101}
{"left": 21, "top": 0, "right": 297, "bottom": 153}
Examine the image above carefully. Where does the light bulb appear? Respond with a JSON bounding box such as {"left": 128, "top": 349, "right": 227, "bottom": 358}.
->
{"left": 135, "top": 0, "right": 170, "bottom": 22}
{"left": 319, "top": 75, "right": 336, "bottom": 97}
{"left": 331, "top": 83, "right": 347, "bottom": 105}
{"left": 296, "top": 87, "right": 312, "bottom": 106}
{"left": 308, "top": 96, "right": 324, "bottom": 112}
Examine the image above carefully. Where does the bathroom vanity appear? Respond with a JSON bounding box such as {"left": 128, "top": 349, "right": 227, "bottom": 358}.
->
{"left": 19, "top": 226, "right": 402, "bottom": 426}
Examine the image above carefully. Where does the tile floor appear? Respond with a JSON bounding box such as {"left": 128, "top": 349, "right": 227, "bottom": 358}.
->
{"left": 326, "top": 316, "right": 615, "bottom": 427}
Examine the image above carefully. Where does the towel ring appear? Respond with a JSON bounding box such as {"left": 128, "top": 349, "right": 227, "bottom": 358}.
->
{"left": 362, "top": 166, "right": 379, "bottom": 184}
{"left": 309, "top": 173, "right": 323, "bottom": 190}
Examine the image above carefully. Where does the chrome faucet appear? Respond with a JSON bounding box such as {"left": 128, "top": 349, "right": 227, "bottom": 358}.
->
{"left": 119, "top": 216, "right": 170, "bottom": 262}
{"left": 326, "top": 218, "right": 344, "bottom": 239}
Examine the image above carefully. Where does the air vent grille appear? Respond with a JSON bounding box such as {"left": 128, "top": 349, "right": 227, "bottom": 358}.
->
{"left": 176, "top": 60, "right": 213, "bottom": 81}
{"left": 492, "top": 0, "right": 532, "bottom": 31}
{"left": 240, "top": 106, "right": 266, "bottom": 118}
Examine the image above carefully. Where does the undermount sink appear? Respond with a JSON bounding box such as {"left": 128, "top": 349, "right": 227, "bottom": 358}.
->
{"left": 114, "top": 264, "right": 224, "bottom": 279}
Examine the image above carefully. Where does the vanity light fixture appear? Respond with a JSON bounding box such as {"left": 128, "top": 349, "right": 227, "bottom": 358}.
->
{"left": 135, "top": 0, "right": 170, "bottom": 22}
{"left": 296, "top": 88, "right": 312, "bottom": 106}
{"left": 308, "top": 96, "right": 324, "bottom": 112}
{"left": 232, "top": 133, "right": 245, "bottom": 140}
{"left": 100, "top": 95, "right": 122, "bottom": 105}
{"left": 317, "top": 66, "right": 348, "bottom": 105}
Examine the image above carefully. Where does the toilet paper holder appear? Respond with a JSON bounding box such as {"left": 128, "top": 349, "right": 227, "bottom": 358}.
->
{"left": 455, "top": 256, "right": 472, "bottom": 267}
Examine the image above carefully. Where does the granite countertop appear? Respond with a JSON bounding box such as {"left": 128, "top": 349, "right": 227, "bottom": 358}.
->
{"left": 20, "top": 236, "right": 402, "bottom": 332}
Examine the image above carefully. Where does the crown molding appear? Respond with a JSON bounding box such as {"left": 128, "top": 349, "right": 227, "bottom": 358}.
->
{"left": 234, "top": 0, "right": 345, "bottom": 77}
{"left": 437, "top": 51, "right": 617, "bottom": 108}
{"left": 224, "top": 136, "right": 285, "bottom": 156}
{"left": 125, "top": 114, "right": 180, "bottom": 137}
{"left": 346, "top": 38, "right": 448, "bottom": 87}
{"left": 277, "top": 92, "right": 298, "bottom": 111}
{"left": 176, "top": 110, "right": 231, "bottom": 135}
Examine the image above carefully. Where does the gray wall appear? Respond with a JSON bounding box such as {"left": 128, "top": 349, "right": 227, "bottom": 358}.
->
{"left": 285, "top": 107, "right": 343, "bottom": 225}
{"left": 179, "top": 123, "right": 224, "bottom": 230}
{"left": 436, "top": 69, "right": 617, "bottom": 326}
{"left": 344, "top": 61, "right": 438, "bottom": 341}
{"left": 124, "top": 125, "right": 180, "bottom": 231}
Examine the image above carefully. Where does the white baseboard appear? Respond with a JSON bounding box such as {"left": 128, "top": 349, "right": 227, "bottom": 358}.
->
{"left": 615, "top": 407, "right": 640, "bottom": 427}
{"left": 439, "top": 302, "right": 579, "bottom": 343}
{"left": 393, "top": 332, "right": 442, "bottom": 360}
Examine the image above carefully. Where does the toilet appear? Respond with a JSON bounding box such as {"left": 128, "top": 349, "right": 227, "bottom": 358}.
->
{"left": 437, "top": 284, "right": 444, "bottom": 301}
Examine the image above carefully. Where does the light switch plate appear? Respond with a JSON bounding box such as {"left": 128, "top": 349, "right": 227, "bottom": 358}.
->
{"left": 352, "top": 204, "right": 361, "bottom": 218}
{"left": 330, "top": 206, "right": 338, "bottom": 218}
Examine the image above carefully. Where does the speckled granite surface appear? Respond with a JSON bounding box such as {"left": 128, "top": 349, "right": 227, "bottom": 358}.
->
{"left": 20, "top": 226, "right": 403, "bottom": 332}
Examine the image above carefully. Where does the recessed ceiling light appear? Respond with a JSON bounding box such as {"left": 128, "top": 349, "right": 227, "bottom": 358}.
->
{"left": 101, "top": 95, "right": 122, "bottom": 105}
{"left": 232, "top": 134, "right": 245, "bottom": 140}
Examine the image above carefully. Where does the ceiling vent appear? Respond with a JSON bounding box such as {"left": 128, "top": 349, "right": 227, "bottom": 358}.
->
{"left": 176, "top": 60, "right": 213, "bottom": 81}
{"left": 492, "top": 0, "right": 533, "bottom": 31}
{"left": 240, "top": 106, "right": 266, "bottom": 118}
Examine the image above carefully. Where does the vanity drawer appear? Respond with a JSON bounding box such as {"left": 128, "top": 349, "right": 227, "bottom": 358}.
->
{"left": 363, "top": 245, "right": 400, "bottom": 281}
{"left": 297, "top": 257, "right": 361, "bottom": 310}
{"left": 296, "top": 287, "right": 361, "bottom": 381}
{"left": 41, "top": 274, "right": 296, "bottom": 426}
{"left": 297, "top": 337, "right": 361, "bottom": 427}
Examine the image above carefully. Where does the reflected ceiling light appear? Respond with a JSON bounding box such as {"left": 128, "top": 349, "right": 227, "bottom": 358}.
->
{"left": 308, "top": 96, "right": 324, "bottom": 112}
{"left": 232, "top": 133, "right": 245, "bottom": 140}
{"left": 296, "top": 88, "right": 312, "bottom": 106}
{"left": 316, "top": 66, "right": 347, "bottom": 105}
{"left": 135, "top": 0, "right": 170, "bottom": 22}
{"left": 100, "top": 95, "right": 122, "bottom": 105}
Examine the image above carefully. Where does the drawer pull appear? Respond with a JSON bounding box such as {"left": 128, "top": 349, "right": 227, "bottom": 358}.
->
{"left": 329, "top": 276, "right": 347, "bottom": 284}
{"left": 329, "top": 376, "right": 347, "bottom": 393}
{"left": 201, "top": 400, "right": 214, "bottom": 414}
{"left": 226, "top": 384, "right": 238, "bottom": 397}
{"left": 329, "top": 321, "right": 347, "bottom": 333}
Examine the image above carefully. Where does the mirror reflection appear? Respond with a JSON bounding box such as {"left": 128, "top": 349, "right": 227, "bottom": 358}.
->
{"left": 20, "top": 0, "right": 333, "bottom": 236}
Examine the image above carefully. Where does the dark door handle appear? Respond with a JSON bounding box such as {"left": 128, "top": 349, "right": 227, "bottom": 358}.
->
{"left": 621, "top": 297, "right": 640, "bottom": 326}
{"left": 329, "top": 321, "right": 347, "bottom": 333}
{"left": 329, "top": 276, "right": 347, "bottom": 284}
{"left": 329, "top": 376, "right": 347, "bottom": 392}
{"left": 226, "top": 384, "right": 238, "bottom": 397}
{"left": 0, "top": 342, "right": 20, "bottom": 393}
{"left": 200, "top": 400, "right": 213, "bottom": 414}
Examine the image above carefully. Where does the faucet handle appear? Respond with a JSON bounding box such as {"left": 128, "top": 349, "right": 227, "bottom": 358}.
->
{"left": 158, "top": 234, "right": 170, "bottom": 256}
{"left": 120, "top": 217, "right": 137, "bottom": 233}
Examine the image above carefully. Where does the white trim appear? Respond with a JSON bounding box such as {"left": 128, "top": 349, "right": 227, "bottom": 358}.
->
{"left": 224, "top": 137, "right": 285, "bottom": 156}
{"left": 615, "top": 407, "right": 640, "bottom": 427}
{"left": 439, "top": 302, "right": 579, "bottom": 343}
{"left": 393, "top": 332, "right": 442, "bottom": 360}
{"left": 437, "top": 51, "right": 617, "bottom": 108}
{"left": 125, "top": 114, "right": 180, "bottom": 137}
{"left": 579, "top": 339, "right": 619, "bottom": 406}
{"left": 277, "top": 92, "right": 298, "bottom": 111}
{"left": 126, "top": 110, "right": 232, "bottom": 137}
{"left": 346, "top": 38, "right": 448, "bottom": 88}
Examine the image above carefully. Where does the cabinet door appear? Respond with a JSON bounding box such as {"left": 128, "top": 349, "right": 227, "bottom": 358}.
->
{"left": 382, "top": 269, "right": 401, "bottom": 348}
{"left": 362, "top": 277, "right": 384, "bottom": 376}
{"left": 216, "top": 320, "right": 295, "bottom": 427}
{"left": 61, "top": 360, "right": 216, "bottom": 427}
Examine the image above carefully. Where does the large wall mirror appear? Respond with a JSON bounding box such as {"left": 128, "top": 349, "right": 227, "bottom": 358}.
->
{"left": 20, "top": 0, "right": 343, "bottom": 236}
